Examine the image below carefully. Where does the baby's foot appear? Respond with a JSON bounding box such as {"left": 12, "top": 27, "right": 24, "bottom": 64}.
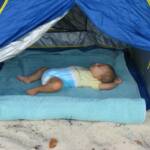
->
{"left": 26, "top": 89, "right": 38, "bottom": 96}
{"left": 17, "top": 76, "right": 31, "bottom": 83}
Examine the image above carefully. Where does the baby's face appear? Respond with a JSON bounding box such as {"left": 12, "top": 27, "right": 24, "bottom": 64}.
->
{"left": 90, "top": 63, "right": 107, "bottom": 79}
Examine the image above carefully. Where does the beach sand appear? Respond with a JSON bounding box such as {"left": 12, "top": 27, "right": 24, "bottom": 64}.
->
{"left": 0, "top": 111, "right": 150, "bottom": 150}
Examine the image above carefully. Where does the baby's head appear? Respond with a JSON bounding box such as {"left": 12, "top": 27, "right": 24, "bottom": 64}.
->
{"left": 90, "top": 63, "right": 117, "bottom": 83}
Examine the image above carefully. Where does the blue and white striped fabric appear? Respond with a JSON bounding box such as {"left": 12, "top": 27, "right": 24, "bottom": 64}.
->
{"left": 41, "top": 67, "right": 76, "bottom": 88}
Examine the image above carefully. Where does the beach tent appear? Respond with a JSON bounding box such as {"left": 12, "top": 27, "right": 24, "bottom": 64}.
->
{"left": 0, "top": 0, "right": 149, "bottom": 123}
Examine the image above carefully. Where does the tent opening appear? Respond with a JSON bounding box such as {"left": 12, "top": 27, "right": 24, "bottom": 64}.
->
{"left": 0, "top": 4, "right": 149, "bottom": 123}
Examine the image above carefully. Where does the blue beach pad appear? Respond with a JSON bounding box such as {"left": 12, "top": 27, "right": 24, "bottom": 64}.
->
{"left": 0, "top": 48, "right": 146, "bottom": 123}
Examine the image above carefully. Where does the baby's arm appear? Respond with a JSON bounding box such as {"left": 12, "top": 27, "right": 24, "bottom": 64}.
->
{"left": 99, "top": 78, "right": 122, "bottom": 90}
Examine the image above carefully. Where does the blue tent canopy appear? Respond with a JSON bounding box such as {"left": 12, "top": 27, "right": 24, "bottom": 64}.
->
{"left": 0, "top": 0, "right": 74, "bottom": 47}
{"left": 0, "top": 0, "right": 150, "bottom": 50}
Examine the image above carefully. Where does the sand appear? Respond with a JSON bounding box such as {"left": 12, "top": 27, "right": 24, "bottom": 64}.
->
{"left": 0, "top": 111, "right": 150, "bottom": 150}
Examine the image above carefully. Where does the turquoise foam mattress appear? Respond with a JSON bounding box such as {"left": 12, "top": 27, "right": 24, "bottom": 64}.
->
{"left": 0, "top": 48, "right": 146, "bottom": 123}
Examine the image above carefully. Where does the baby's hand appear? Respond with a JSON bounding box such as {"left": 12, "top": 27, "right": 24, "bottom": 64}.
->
{"left": 115, "top": 78, "right": 122, "bottom": 84}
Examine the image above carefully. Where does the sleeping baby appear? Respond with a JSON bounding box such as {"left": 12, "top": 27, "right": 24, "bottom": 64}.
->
{"left": 17, "top": 64, "right": 122, "bottom": 95}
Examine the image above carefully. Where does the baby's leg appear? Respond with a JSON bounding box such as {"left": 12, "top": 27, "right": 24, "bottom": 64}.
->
{"left": 17, "top": 67, "right": 48, "bottom": 83}
{"left": 27, "top": 77, "right": 63, "bottom": 95}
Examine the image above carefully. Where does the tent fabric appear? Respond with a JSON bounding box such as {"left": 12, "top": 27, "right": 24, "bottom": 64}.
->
{"left": 0, "top": 0, "right": 73, "bottom": 48}
{"left": 32, "top": 31, "right": 95, "bottom": 48}
{"left": 53, "top": 5, "right": 87, "bottom": 31}
{"left": 33, "top": 13, "right": 129, "bottom": 49}
{"left": 0, "top": 0, "right": 150, "bottom": 51}
{"left": 87, "top": 21, "right": 129, "bottom": 49}
{"left": 0, "top": 16, "right": 63, "bottom": 62}
{"left": 76, "top": 0, "right": 150, "bottom": 51}
{"left": 0, "top": 15, "right": 65, "bottom": 62}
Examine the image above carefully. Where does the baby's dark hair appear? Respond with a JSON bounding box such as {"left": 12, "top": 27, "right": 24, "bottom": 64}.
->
{"left": 101, "top": 64, "right": 117, "bottom": 83}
